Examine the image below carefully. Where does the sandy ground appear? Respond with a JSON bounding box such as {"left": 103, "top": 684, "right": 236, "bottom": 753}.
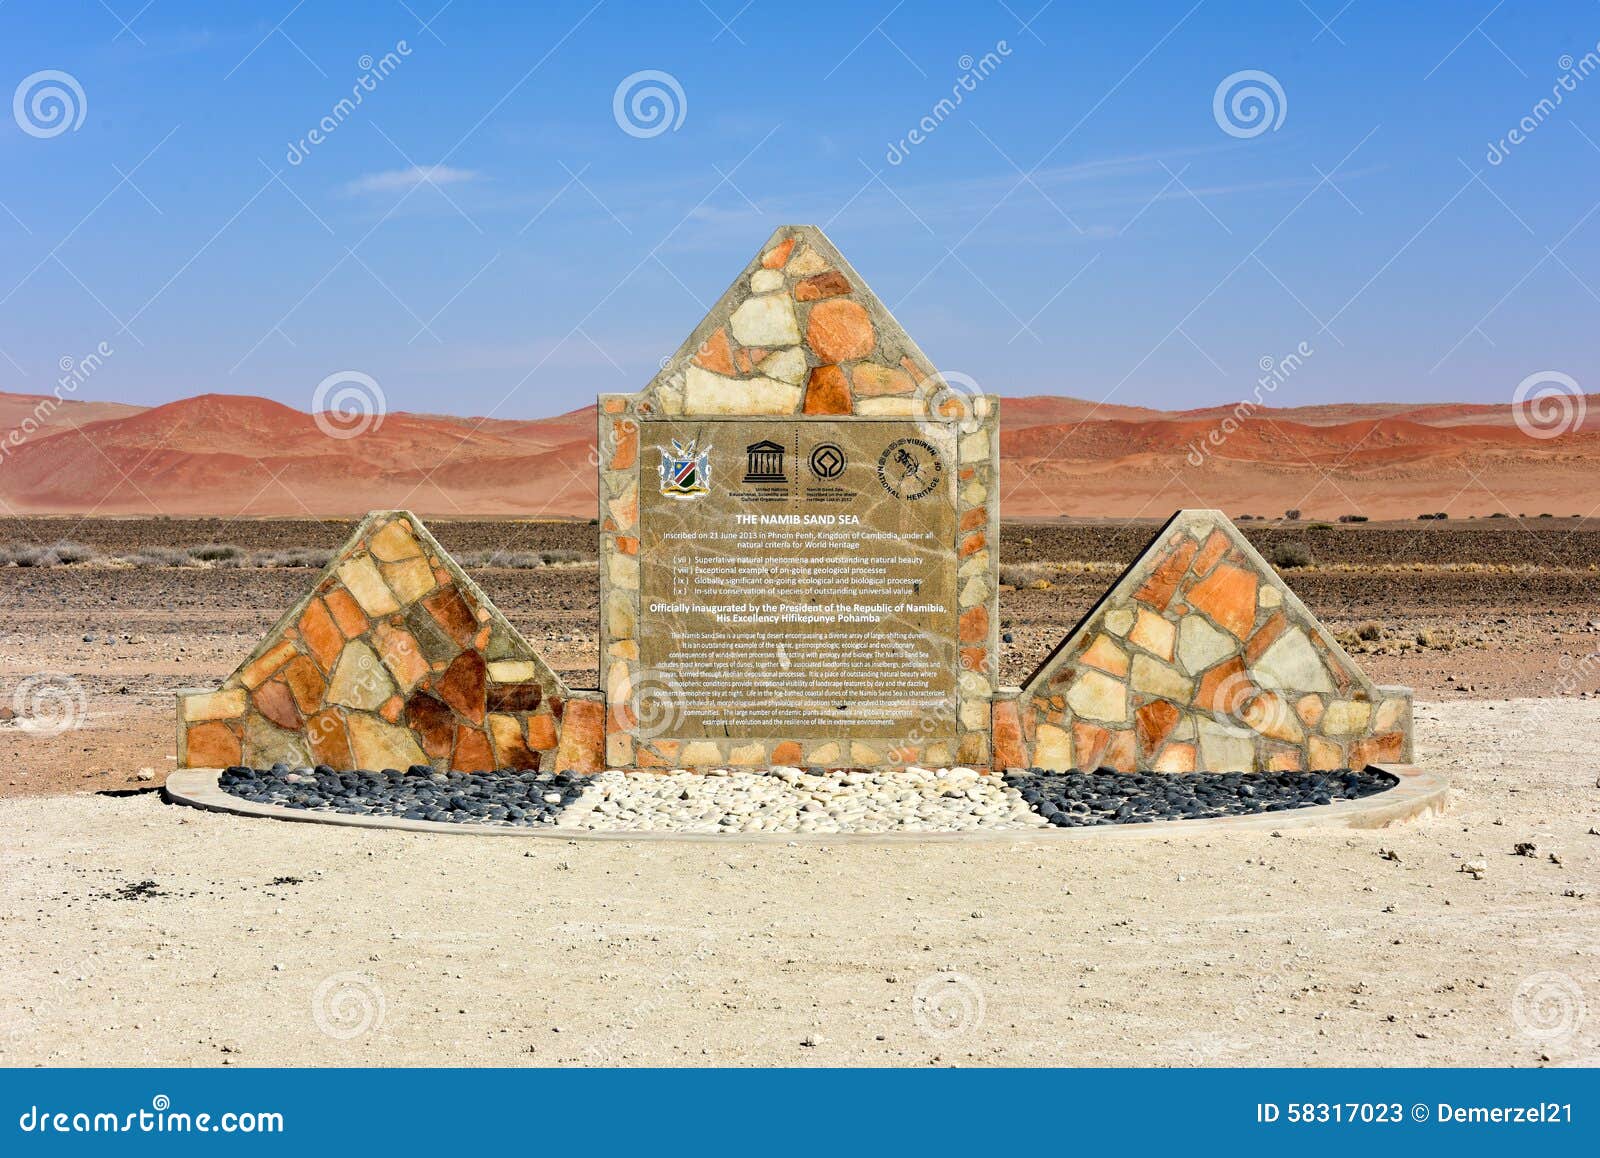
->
{"left": 1, "top": 699, "right": 1595, "bottom": 1067}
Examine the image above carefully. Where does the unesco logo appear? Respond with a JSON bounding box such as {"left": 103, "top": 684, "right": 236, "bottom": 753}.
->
{"left": 808, "top": 442, "right": 846, "bottom": 479}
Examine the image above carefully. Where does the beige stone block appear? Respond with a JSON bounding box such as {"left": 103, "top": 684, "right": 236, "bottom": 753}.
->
{"left": 786, "top": 246, "right": 827, "bottom": 276}
{"left": 763, "top": 347, "right": 808, "bottom": 385}
{"left": 605, "top": 659, "right": 631, "bottom": 704}
{"left": 1104, "top": 608, "right": 1134, "bottom": 636}
{"left": 681, "top": 740, "right": 722, "bottom": 765}
{"left": 749, "top": 268, "right": 783, "bottom": 293}
{"left": 1129, "top": 609, "right": 1177, "bottom": 661}
{"left": 183, "top": 688, "right": 247, "bottom": 722}
{"left": 604, "top": 590, "right": 637, "bottom": 639}
{"left": 380, "top": 556, "right": 436, "bottom": 605}
{"left": 855, "top": 396, "right": 923, "bottom": 417}
{"left": 959, "top": 698, "right": 990, "bottom": 730}
{"left": 924, "top": 741, "right": 952, "bottom": 767}
{"left": 1034, "top": 723, "right": 1073, "bottom": 771}
{"left": 959, "top": 430, "right": 991, "bottom": 462}
{"left": 1374, "top": 697, "right": 1407, "bottom": 732}
{"left": 1259, "top": 585, "right": 1283, "bottom": 608}
{"left": 1178, "top": 615, "right": 1235, "bottom": 674}
{"left": 1323, "top": 699, "right": 1372, "bottom": 735}
{"left": 850, "top": 741, "right": 882, "bottom": 764}
{"left": 606, "top": 639, "right": 639, "bottom": 661}
{"left": 684, "top": 365, "right": 801, "bottom": 414}
{"left": 346, "top": 713, "right": 426, "bottom": 770}
{"left": 806, "top": 741, "right": 841, "bottom": 766}
{"left": 960, "top": 478, "right": 988, "bottom": 506}
{"left": 1197, "top": 719, "right": 1255, "bottom": 771}
{"left": 1129, "top": 654, "right": 1194, "bottom": 703}
{"left": 958, "top": 549, "right": 990, "bottom": 578}
{"left": 608, "top": 552, "right": 639, "bottom": 591}
{"left": 1252, "top": 628, "right": 1336, "bottom": 694}
{"left": 1067, "top": 669, "right": 1128, "bottom": 723}
{"left": 368, "top": 519, "right": 424, "bottom": 562}
{"left": 959, "top": 575, "right": 991, "bottom": 607}
{"left": 326, "top": 641, "right": 396, "bottom": 711}
{"left": 337, "top": 555, "right": 399, "bottom": 616}
{"left": 729, "top": 294, "right": 800, "bottom": 346}
{"left": 729, "top": 742, "right": 766, "bottom": 765}
{"left": 487, "top": 659, "right": 538, "bottom": 683}
{"left": 1309, "top": 735, "right": 1343, "bottom": 770}
{"left": 607, "top": 732, "right": 634, "bottom": 767}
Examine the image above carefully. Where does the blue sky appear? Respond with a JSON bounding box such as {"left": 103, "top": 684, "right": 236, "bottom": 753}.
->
{"left": 1, "top": 0, "right": 1597, "bottom": 420}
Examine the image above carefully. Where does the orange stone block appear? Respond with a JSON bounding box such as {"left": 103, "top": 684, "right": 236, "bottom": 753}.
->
{"left": 805, "top": 298, "right": 874, "bottom": 362}
{"left": 423, "top": 586, "right": 478, "bottom": 648}
{"left": 1185, "top": 562, "right": 1259, "bottom": 639}
{"left": 1073, "top": 721, "right": 1110, "bottom": 769}
{"left": 1267, "top": 748, "right": 1303, "bottom": 771}
{"left": 991, "top": 700, "right": 1027, "bottom": 770}
{"left": 793, "top": 270, "right": 851, "bottom": 301}
{"left": 803, "top": 364, "right": 851, "bottom": 414}
{"left": 324, "top": 587, "right": 369, "bottom": 639}
{"left": 959, "top": 531, "right": 986, "bottom": 557}
{"left": 239, "top": 640, "right": 298, "bottom": 689}
{"left": 610, "top": 419, "right": 638, "bottom": 470}
{"left": 1134, "top": 538, "right": 1197, "bottom": 611}
{"left": 1195, "top": 656, "right": 1249, "bottom": 713}
{"left": 1079, "top": 634, "right": 1130, "bottom": 677}
{"left": 186, "top": 721, "right": 241, "bottom": 768}
{"left": 1135, "top": 699, "right": 1181, "bottom": 758}
{"left": 849, "top": 362, "right": 913, "bottom": 396}
{"left": 1350, "top": 731, "right": 1405, "bottom": 768}
{"left": 379, "top": 695, "right": 404, "bottom": 724}
{"left": 960, "top": 647, "right": 987, "bottom": 674}
{"left": 762, "top": 237, "right": 795, "bottom": 268}
{"left": 1152, "top": 742, "right": 1196, "bottom": 773}
{"left": 1244, "top": 610, "right": 1289, "bottom": 664}
{"left": 305, "top": 710, "right": 353, "bottom": 769}
{"left": 436, "top": 651, "right": 486, "bottom": 724}
{"left": 373, "top": 621, "right": 430, "bottom": 691}
{"left": 522, "top": 712, "right": 557, "bottom": 750}
{"left": 452, "top": 725, "right": 495, "bottom": 773}
{"left": 694, "top": 327, "right": 735, "bottom": 375}
{"left": 1103, "top": 729, "right": 1137, "bottom": 772}
{"left": 554, "top": 698, "right": 605, "bottom": 774}
{"left": 1192, "top": 528, "right": 1230, "bottom": 577}
{"left": 959, "top": 506, "right": 987, "bottom": 532}
{"left": 616, "top": 536, "right": 639, "bottom": 555}
{"left": 282, "top": 654, "right": 327, "bottom": 714}
{"left": 252, "top": 679, "right": 302, "bottom": 731}
{"left": 958, "top": 604, "right": 989, "bottom": 644}
{"left": 298, "top": 598, "right": 343, "bottom": 672}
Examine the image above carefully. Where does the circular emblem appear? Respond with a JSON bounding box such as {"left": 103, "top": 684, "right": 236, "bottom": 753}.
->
{"left": 808, "top": 442, "right": 846, "bottom": 479}
{"left": 876, "top": 438, "right": 943, "bottom": 501}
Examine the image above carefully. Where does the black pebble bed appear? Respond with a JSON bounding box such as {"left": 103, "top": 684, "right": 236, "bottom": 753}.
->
{"left": 217, "top": 764, "right": 589, "bottom": 827}
{"left": 1004, "top": 768, "right": 1398, "bottom": 828}
{"left": 215, "top": 765, "right": 1400, "bottom": 831}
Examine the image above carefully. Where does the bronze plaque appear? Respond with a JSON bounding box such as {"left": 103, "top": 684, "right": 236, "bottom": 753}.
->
{"left": 637, "top": 418, "right": 958, "bottom": 745}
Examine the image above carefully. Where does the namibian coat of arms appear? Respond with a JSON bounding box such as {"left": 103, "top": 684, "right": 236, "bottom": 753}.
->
{"left": 657, "top": 438, "right": 711, "bottom": 498}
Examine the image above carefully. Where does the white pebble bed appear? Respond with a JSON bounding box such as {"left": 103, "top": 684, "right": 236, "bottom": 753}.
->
{"left": 559, "top": 766, "right": 1049, "bottom": 834}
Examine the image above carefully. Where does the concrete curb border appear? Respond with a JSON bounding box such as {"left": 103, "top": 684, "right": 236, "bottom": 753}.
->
{"left": 162, "top": 765, "right": 1447, "bottom": 844}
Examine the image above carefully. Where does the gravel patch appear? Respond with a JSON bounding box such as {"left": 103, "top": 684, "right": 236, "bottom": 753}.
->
{"left": 574, "top": 766, "right": 1049, "bottom": 834}
{"left": 1004, "top": 768, "right": 1398, "bottom": 828}
{"left": 218, "top": 765, "right": 590, "bottom": 827}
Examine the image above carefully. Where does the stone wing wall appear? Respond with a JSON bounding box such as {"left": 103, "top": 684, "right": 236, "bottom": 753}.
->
{"left": 993, "top": 510, "right": 1413, "bottom": 773}
{"left": 176, "top": 511, "right": 604, "bottom": 773}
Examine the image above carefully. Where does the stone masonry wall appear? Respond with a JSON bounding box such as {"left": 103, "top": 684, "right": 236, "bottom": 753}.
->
{"left": 992, "top": 510, "right": 1414, "bottom": 773}
{"left": 176, "top": 511, "right": 605, "bottom": 773}
{"left": 597, "top": 224, "right": 1001, "bottom": 771}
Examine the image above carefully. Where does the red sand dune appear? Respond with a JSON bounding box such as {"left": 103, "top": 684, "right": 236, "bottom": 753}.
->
{"left": 0, "top": 389, "right": 1595, "bottom": 520}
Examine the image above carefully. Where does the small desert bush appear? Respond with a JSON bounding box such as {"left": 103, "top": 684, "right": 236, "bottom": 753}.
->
{"left": 4, "top": 541, "right": 100, "bottom": 566}
{"left": 120, "top": 547, "right": 191, "bottom": 566}
{"left": 1266, "top": 540, "right": 1313, "bottom": 569}
{"left": 1357, "top": 620, "right": 1383, "bottom": 641}
{"left": 188, "top": 543, "right": 242, "bottom": 562}
{"left": 250, "top": 548, "right": 335, "bottom": 568}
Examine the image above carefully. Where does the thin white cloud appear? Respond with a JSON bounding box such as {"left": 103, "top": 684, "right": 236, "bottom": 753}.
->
{"left": 342, "top": 165, "right": 483, "bottom": 196}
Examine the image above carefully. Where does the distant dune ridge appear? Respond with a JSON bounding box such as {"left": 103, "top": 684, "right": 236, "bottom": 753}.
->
{"left": 0, "top": 389, "right": 1594, "bottom": 519}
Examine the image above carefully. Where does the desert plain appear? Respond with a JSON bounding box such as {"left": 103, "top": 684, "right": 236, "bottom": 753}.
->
{"left": 0, "top": 516, "right": 1596, "bottom": 1066}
